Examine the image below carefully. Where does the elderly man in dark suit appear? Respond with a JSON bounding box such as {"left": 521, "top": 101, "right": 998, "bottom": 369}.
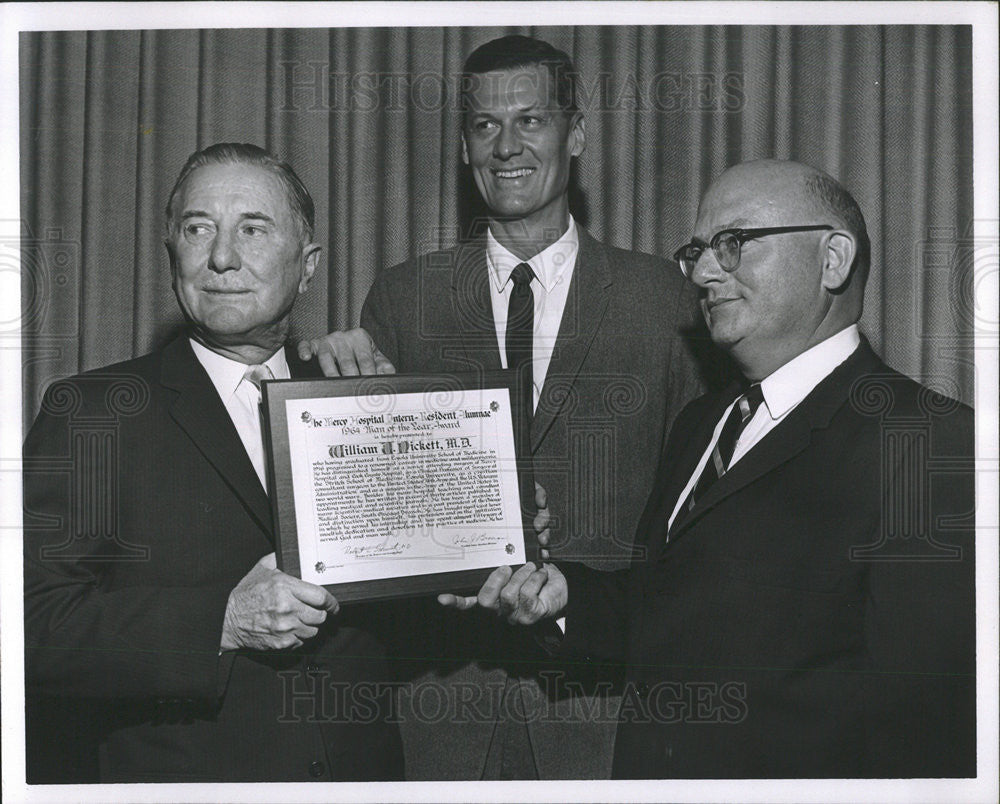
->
{"left": 23, "top": 143, "right": 403, "bottom": 783}
{"left": 301, "top": 36, "right": 707, "bottom": 779}
{"left": 461, "top": 159, "right": 976, "bottom": 778}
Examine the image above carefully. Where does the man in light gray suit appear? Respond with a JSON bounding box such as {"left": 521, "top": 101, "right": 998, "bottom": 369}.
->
{"left": 302, "top": 35, "right": 709, "bottom": 779}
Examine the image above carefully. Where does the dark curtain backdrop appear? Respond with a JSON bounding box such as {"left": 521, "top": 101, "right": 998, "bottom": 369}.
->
{"left": 20, "top": 26, "right": 974, "bottom": 429}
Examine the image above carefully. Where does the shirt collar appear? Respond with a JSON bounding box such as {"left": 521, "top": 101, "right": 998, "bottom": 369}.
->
{"left": 486, "top": 215, "right": 579, "bottom": 293}
{"left": 757, "top": 325, "right": 861, "bottom": 419}
{"left": 189, "top": 338, "right": 290, "bottom": 400}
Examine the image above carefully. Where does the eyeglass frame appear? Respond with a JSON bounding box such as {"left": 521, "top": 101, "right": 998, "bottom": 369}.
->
{"left": 673, "top": 225, "right": 835, "bottom": 279}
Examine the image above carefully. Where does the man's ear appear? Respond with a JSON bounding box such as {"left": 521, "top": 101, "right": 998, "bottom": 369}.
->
{"left": 569, "top": 112, "right": 586, "bottom": 158}
{"left": 821, "top": 230, "right": 856, "bottom": 292}
{"left": 298, "top": 244, "right": 321, "bottom": 294}
{"left": 164, "top": 238, "right": 179, "bottom": 284}
{"left": 460, "top": 130, "right": 470, "bottom": 165}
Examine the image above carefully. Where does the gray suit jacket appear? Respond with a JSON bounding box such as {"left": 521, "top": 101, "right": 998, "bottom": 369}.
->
{"left": 361, "top": 227, "right": 709, "bottom": 778}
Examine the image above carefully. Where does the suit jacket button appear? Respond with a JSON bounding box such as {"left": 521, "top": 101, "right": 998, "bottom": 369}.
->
{"left": 308, "top": 761, "right": 326, "bottom": 778}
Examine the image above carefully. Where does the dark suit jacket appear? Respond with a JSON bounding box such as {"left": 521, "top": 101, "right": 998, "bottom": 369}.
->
{"left": 360, "top": 228, "right": 708, "bottom": 778}
{"left": 23, "top": 335, "right": 403, "bottom": 783}
{"left": 560, "top": 341, "right": 976, "bottom": 778}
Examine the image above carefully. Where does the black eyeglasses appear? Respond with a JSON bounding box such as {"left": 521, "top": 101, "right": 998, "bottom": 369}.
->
{"left": 673, "top": 225, "right": 834, "bottom": 279}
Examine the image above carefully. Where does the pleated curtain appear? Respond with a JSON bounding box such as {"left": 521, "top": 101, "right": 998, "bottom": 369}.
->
{"left": 20, "top": 26, "right": 974, "bottom": 429}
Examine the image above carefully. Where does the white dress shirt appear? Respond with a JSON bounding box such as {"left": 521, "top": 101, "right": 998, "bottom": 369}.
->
{"left": 486, "top": 216, "right": 579, "bottom": 412}
{"left": 666, "top": 325, "right": 862, "bottom": 532}
{"left": 190, "top": 339, "right": 290, "bottom": 493}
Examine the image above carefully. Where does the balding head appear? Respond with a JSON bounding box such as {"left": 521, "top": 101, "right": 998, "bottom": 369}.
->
{"left": 699, "top": 159, "right": 869, "bottom": 296}
{"left": 686, "top": 159, "right": 868, "bottom": 379}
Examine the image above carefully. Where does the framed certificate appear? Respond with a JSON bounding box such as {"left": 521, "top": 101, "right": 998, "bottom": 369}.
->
{"left": 261, "top": 372, "right": 536, "bottom": 603}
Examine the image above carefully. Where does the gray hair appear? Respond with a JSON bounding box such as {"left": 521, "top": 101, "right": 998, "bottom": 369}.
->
{"left": 165, "top": 142, "right": 315, "bottom": 242}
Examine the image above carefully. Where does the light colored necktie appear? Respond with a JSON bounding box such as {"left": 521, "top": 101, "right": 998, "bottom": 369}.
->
{"left": 238, "top": 364, "right": 274, "bottom": 490}
{"left": 242, "top": 363, "right": 274, "bottom": 391}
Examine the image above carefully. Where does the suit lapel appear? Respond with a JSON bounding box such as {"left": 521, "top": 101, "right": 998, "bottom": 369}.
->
{"left": 660, "top": 382, "right": 740, "bottom": 538}
{"left": 650, "top": 387, "right": 737, "bottom": 556}
{"left": 160, "top": 336, "right": 273, "bottom": 538}
{"left": 446, "top": 229, "right": 617, "bottom": 451}
{"left": 450, "top": 239, "right": 503, "bottom": 374}
{"left": 531, "top": 228, "right": 613, "bottom": 451}
{"left": 667, "top": 342, "right": 882, "bottom": 544}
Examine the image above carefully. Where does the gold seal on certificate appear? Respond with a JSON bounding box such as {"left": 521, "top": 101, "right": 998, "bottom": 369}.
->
{"left": 262, "top": 372, "right": 535, "bottom": 602}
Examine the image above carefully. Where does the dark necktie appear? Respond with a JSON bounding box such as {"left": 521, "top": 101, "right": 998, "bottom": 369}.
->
{"left": 673, "top": 383, "right": 764, "bottom": 533}
{"left": 505, "top": 262, "right": 535, "bottom": 425}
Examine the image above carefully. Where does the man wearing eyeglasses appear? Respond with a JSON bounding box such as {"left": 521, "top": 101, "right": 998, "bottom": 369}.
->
{"left": 451, "top": 159, "right": 976, "bottom": 778}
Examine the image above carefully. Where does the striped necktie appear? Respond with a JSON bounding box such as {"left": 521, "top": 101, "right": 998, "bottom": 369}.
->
{"left": 675, "top": 383, "right": 764, "bottom": 529}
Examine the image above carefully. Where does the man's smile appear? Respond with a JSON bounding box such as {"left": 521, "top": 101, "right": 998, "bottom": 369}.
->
{"left": 491, "top": 167, "right": 536, "bottom": 179}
